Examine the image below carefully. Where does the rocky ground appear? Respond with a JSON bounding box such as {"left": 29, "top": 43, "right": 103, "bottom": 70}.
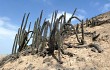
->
{"left": 0, "top": 12, "right": 110, "bottom": 70}
{"left": 0, "top": 55, "right": 6, "bottom": 61}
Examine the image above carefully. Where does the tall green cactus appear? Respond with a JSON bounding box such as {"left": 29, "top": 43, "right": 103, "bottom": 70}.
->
{"left": 18, "top": 13, "right": 30, "bottom": 52}
{"left": 32, "top": 17, "right": 42, "bottom": 53}
{"left": 12, "top": 34, "right": 18, "bottom": 54}
{"left": 38, "top": 19, "right": 52, "bottom": 53}
{"left": 13, "top": 13, "right": 32, "bottom": 53}
{"left": 76, "top": 24, "right": 79, "bottom": 33}
{"left": 81, "top": 20, "right": 85, "bottom": 45}
{"left": 39, "top": 22, "right": 48, "bottom": 52}
{"left": 32, "top": 21, "right": 38, "bottom": 48}
{"left": 72, "top": 8, "right": 77, "bottom": 17}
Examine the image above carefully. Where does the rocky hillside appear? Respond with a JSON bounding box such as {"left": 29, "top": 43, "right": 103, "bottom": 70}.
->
{"left": 96, "top": 11, "right": 110, "bottom": 21}
{"left": 0, "top": 55, "right": 6, "bottom": 61}
{"left": 0, "top": 11, "right": 110, "bottom": 70}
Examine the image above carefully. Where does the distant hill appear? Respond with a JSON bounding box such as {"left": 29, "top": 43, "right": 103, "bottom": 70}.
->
{"left": 92, "top": 11, "right": 110, "bottom": 21}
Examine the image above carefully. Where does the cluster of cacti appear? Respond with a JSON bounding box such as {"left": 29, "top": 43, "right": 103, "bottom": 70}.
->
{"left": 12, "top": 13, "right": 33, "bottom": 54}
{"left": 11, "top": 8, "right": 92, "bottom": 63}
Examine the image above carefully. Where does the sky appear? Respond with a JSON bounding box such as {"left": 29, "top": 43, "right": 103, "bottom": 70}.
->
{"left": 0, "top": 0, "right": 110, "bottom": 54}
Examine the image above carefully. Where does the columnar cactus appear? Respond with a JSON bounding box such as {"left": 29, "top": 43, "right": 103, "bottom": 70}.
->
{"left": 12, "top": 9, "right": 89, "bottom": 64}
{"left": 12, "top": 34, "right": 18, "bottom": 54}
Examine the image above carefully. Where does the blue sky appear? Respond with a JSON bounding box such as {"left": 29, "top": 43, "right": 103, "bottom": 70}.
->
{"left": 0, "top": 0, "right": 110, "bottom": 54}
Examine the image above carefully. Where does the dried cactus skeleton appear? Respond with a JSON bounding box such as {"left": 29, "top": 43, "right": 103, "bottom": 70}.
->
{"left": 11, "top": 8, "right": 103, "bottom": 64}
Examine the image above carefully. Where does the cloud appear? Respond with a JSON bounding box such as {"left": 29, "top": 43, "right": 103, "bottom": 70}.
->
{"left": 42, "top": 0, "right": 52, "bottom": 6}
{"left": 92, "top": 2, "right": 100, "bottom": 6}
{"left": 94, "top": 2, "right": 100, "bottom": 6}
{"left": 47, "top": 11, "right": 71, "bottom": 22}
{"left": 47, "top": 10, "right": 86, "bottom": 23}
{"left": 101, "top": 3, "right": 110, "bottom": 12}
{"left": 90, "top": 1, "right": 100, "bottom": 6}
{"left": 77, "top": 9, "right": 87, "bottom": 15}
{"left": 0, "top": 17, "right": 18, "bottom": 39}
{"left": 0, "top": 17, "right": 18, "bottom": 54}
